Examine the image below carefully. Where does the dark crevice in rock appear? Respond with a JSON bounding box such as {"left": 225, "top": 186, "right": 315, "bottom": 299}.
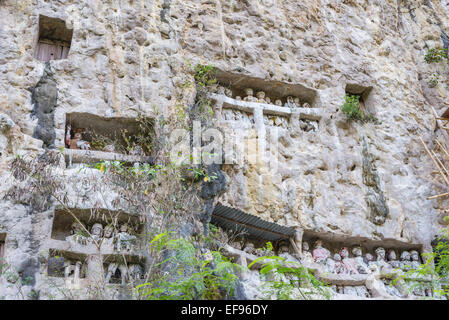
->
{"left": 31, "top": 63, "right": 57, "bottom": 149}
{"left": 200, "top": 164, "right": 226, "bottom": 235}
{"left": 361, "top": 137, "right": 389, "bottom": 225}
{"left": 441, "top": 31, "right": 449, "bottom": 52}
{"left": 160, "top": 0, "right": 171, "bottom": 23}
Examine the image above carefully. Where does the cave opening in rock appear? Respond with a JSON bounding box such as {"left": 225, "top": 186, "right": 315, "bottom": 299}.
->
{"left": 34, "top": 15, "right": 73, "bottom": 62}
{"left": 50, "top": 208, "right": 143, "bottom": 243}
{"left": 63, "top": 113, "right": 155, "bottom": 163}
{"left": 214, "top": 69, "right": 317, "bottom": 108}
{"left": 345, "top": 83, "right": 373, "bottom": 115}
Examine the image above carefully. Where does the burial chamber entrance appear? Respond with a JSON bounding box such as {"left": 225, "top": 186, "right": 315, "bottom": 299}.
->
{"left": 214, "top": 70, "right": 318, "bottom": 107}
{"left": 35, "top": 15, "right": 73, "bottom": 62}
{"left": 63, "top": 113, "right": 155, "bottom": 165}
{"left": 50, "top": 208, "right": 143, "bottom": 242}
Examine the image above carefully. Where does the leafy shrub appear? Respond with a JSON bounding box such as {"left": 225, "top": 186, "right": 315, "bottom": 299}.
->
{"left": 249, "top": 242, "right": 331, "bottom": 300}
{"left": 136, "top": 234, "right": 243, "bottom": 300}
{"left": 425, "top": 48, "right": 449, "bottom": 64}
{"left": 341, "top": 94, "right": 364, "bottom": 121}
{"left": 392, "top": 225, "right": 449, "bottom": 299}
{"left": 341, "top": 94, "right": 379, "bottom": 124}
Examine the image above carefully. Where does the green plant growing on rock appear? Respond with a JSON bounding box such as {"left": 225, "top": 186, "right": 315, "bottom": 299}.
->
{"left": 191, "top": 63, "right": 218, "bottom": 120}
{"left": 120, "top": 114, "right": 154, "bottom": 156}
{"left": 429, "top": 72, "right": 440, "bottom": 88}
{"left": 392, "top": 225, "right": 449, "bottom": 299}
{"left": 135, "top": 233, "right": 243, "bottom": 300}
{"left": 341, "top": 94, "right": 364, "bottom": 121}
{"left": 341, "top": 94, "right": 379, "bottom": 124}
{"left": 425, "top": 47, "right": 449, "bottom": 64}
{"left": 249, "top": 248, "right": 331, "bottom": 300}
{"left": 424, "top": 47, "right": 449, "bottom": 86}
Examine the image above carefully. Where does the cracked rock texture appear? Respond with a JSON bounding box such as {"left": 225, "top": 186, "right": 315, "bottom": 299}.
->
{"left": 0, "top": 0, "right": 449, "bottom": 299}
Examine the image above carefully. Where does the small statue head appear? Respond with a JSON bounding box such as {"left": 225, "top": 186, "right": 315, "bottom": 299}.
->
{"left": 410, "top": 250, "right": 420, "bottom": 262}
{"left": 74, "top": 132, "right": 83, "bottom": 140}
{"left": 365, "top": 253, "right": 374, "bottom": 262}
{"left": 400, "top": 251, "right": 411, "bottom": 261}
{"left": 294, "top": 97, "right": 300, "bottom": 105}
{"left": 104, "top": 225, "right": 114, "bottom": 238}
{"left": 279, "top": 245, "right": 289, "bottom": 254}
{"left": 314, "top": 240, "right": 323, "bottom": 249}
{"left": 375, "top": 247, "right": 386, "bottom": 260}
{"left": 256, "top": 91, "right": 265, "bottom": 100}
{"left": 302, "top": 242, "right": 310, "bottom": 252}
{"left": 244, "top": 88, "right": 254, "bottom": 97}
{"left": 225, "top": 88, "right": 233, "bottom": 97}
{"left": 120, "top": 223, "right": 130, "bottom": 233}
{"left": 369, "top": 264, "right": 379, "bottom": 273}
{"left": 217, "top": 86, "right": 226, "bottom": 95}
{"left": 287, "top": 96, "right": 294, "bottom": 104}
{"left": 71, "top": 222, "right": 84, "bottom": 234}
{"left": 104, "top": 144, "right": 115, "bottom": 153}
{"left": 333, "top": 253, "right": 342, "bottom": 261}
{"left": 235, "top": 96, "right": 242, "bottom": 101}
{"left": 131, "top": 264, "right": 144, "bottom": 279}
{"left": 339, "top": 247, "right": 349, "bottom": 258}
{"left": 244, "top": 242, "right": 255, "bottom": 251}
{"left": 275, "top": 99, "right": 282, "bottom": 106}
{"left": 387, "top": 249, "right": 397, "bottom": 261}
{"left": 231, "top": 241, "right": 242, "bottom": 250}
{"left": 352, "top": 246, "right": 363, "bottom": 257}
{"left": 265, "top": 97, "right": 271, "bottom": 104}
{"left": 91, "top": 223, "right": 103, "bottom": 237}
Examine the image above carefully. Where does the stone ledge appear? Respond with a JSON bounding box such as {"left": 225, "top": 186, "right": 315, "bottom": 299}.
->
{"left": 46, "top": 239, "right": 145, "bottom": 263}
{"left": 64, "top": 148, "right": 151, "bottom": 165}
{"left": 222, "top": 244, "right": 270, "bottom": 269}
{"left": 210, "top": 93, "right": 323, "bottom": 120}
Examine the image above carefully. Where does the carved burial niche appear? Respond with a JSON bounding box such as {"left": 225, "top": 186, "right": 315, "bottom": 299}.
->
{"left": 345, "top": 83, "right": 373, "bottom": 115}
{"left": 35, "top": 15, "right": 73, "bottom": 62}
{"left": 0, "top": 233, "right": 5, "bottom": 260}
{"left": 51, "top": 208, "right": 143, "bottom": 243}
{"left": 214, "top": 69, "right": 318, "bottom": 108}
{"left": 47, "top": 249, "right": 87, "bottom": 278}
{"left": 302, "top": 230, "right": 423, "bottom": 262}
{"left": 64, "top": 113, "right": 154, "bottom": 160}
{"left": 103, "top": 256, "right": 145, "bottom": 284}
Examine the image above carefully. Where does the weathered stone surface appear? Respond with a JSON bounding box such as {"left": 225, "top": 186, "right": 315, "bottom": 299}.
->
{"left": 0, "top": 0, "right": 449, "bottom": 300}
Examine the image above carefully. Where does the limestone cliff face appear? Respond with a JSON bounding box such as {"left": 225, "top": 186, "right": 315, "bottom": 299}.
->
{"left": 0, "top": 0, "right": 449, "bottom": 299}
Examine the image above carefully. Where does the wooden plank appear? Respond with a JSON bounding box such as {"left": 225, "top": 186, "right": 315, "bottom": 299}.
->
{"left": 427, "top": 192, "right": 449, "bottom": 200}
{"left": 61, "top": 46, "right": 70, "bottom": 59}
{"left": 420, "top": 136, "right": 449, "bottom": 187}
{"left": 35, "top": 42, "right": 65, "bottom": 61}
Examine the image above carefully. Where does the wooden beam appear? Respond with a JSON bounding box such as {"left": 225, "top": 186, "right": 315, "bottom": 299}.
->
{"left": 420, "top": 136, "right": 449, "bottom": 187}
{"left": 427, "top": 192, "right": 449, "bottom": 200}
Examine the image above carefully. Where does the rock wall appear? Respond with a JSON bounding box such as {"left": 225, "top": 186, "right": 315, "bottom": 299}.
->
{"left": 0, "top": 0, "right": 449, "bottom": 299}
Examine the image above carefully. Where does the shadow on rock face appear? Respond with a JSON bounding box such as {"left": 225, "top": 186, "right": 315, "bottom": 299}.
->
{"left": 200, "top": 164, "right": 226, "bottom": 235}
{"left": 31, "top": 64, "right": 57, "bottom": 149}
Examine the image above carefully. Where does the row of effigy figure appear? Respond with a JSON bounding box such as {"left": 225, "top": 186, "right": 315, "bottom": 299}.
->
{"left": 215, "top": 86, "right": 312, "bottom": 109}
{"left": 65, "top": 222, "right": 137, "bottom": 252}
{"left": 222, "top": 108, "right": 255, "bottom": 124}
{"left": 61, "top": 259, "right": 143, "bottom": 285}
{"left": 303, "top": 240, "right": 423, "bottom": 275}
{"left": 105, "top": 262, "right": 144, "bottom": 285}
{"left": 222, "top": 107, "right": 290, "bottom": 129}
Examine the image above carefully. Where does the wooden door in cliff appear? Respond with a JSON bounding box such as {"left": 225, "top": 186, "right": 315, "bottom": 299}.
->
{"left": 0, "top": 241, "right": 4, "bottom": 259}
{"left": 35, "top": 40, "right": 69, "bottom": 61}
